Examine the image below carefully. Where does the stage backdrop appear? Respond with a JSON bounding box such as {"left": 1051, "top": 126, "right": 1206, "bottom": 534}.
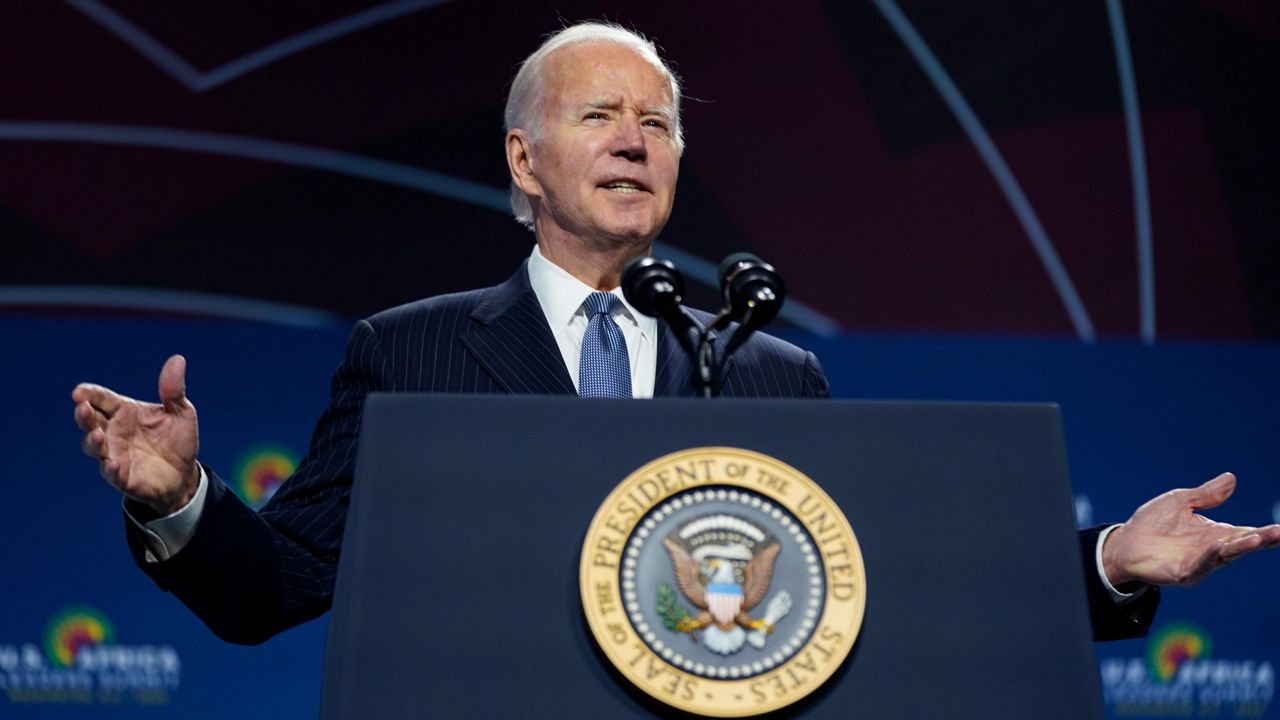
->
{"left": 1, "top": 316, "right": 1276, "bottom": 719}
{"left": 2, "top": 0, "right": 1278, "bottom": 340}
{"left": 3, "top": 0, "right": 1278, "bottom": 717}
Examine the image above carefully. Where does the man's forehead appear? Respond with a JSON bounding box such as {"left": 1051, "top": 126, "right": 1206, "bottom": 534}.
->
{"left": 543, "top": 42, "right": 673, "bottom": 103}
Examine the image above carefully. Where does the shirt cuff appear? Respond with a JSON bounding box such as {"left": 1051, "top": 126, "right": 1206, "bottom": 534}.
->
{"left": 123, "top": 466, "right": 209, "bottom": 563}
{"left": 1096, "top": 523, "right": 1149, "bottom": 605}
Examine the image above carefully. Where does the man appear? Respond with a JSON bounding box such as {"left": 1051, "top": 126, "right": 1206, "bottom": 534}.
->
{"left": 72, "top": 23, "right": 1278, "bottom": 646}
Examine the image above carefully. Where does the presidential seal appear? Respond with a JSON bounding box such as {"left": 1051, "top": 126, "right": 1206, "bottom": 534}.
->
{"left": 580, "top": 447, "right": 866, "bottom": 717}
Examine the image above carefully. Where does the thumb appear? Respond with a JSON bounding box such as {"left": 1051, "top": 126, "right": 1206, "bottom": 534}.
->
{"left": 158, "top": 354, "right": 189, "bottom": 413}
{"left": 1185, "top": 472, "right": 1236, "bottom": 511}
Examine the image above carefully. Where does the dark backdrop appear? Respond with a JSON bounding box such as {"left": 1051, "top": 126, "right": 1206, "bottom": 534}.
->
{"left": 2, "top": 2, "right": 1277, "bottom": 718}
{"left": 3, "top": 0, "right": 1277, "bottom": 338}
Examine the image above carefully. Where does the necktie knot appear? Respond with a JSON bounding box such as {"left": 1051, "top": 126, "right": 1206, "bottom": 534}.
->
{"left": 584, "top": 291, "right": 622, "bottom": 318}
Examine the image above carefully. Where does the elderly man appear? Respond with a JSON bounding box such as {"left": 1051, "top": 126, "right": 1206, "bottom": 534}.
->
{"left": 72, "top": 23, "right": 1278, "bottom": 646}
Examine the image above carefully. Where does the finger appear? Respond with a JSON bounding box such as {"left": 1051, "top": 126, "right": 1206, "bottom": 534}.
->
{"left": 72, "top": 383, "right": 126, "bottom": 418}
{"left": 1219, "top": 532, "right": 1265, "bottom": 562}
{"left": 1183, "top": 472, "right": 1236, "bottom": 511}
{"left": 100, "top": 453, "right": 131, "bottom": 486}
{"left": 158, "top": 354, "right": 189, "bottom": 413}
{"left": 1256, "top": 524, "right": 1280, "bottom": 549}
{"left": 74, "top": 401, "right": 107, "bottom": 432}
{"left": 80, "top": 428, "right": 107, "bottom": 459}
{"left": 99, "top": 457, "right": 121, "bottom": 487}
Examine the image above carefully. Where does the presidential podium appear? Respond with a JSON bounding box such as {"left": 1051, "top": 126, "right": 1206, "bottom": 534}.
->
{"left": 320, "top": 395, "right": 1103, "bottom": 719}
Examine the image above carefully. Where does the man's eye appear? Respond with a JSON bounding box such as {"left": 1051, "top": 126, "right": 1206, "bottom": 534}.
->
{"left": 644, "top": 119, "right": 669, "bottom": 132}
{"left": 584, "top": 112, "right": 608, "bottom": 121}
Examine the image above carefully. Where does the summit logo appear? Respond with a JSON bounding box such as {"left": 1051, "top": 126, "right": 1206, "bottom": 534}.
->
{"left": 234, "top": 444, "right": 297, "bottom": 509}
{"left": 1, "top": 606, "right": 181, "bottom": 706}
{"left": 1101, "top": 622, "right": 1273, "bottom": 717}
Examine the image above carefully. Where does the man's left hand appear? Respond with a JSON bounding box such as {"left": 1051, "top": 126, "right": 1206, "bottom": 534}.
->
{"left": 1102, "top": 472, "right": 1280, "bottom": 589}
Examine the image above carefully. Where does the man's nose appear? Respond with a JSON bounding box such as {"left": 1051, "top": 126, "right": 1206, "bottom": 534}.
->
{"left": 611, "top": 115, "right": 647, "bottom": 162}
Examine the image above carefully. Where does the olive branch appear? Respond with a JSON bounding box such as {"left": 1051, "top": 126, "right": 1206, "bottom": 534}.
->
{"left": 656, "top": 582, "right": 692, "bottom": 632}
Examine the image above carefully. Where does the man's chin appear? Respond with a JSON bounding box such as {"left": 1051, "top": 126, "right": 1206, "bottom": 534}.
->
{"left": 597, "top": 224, "right": 662, "bottom": 247}
{"left": 535, "top": 209, "right": 666, "bottom": 249}
{"left": 598, "top": 211, "right": 667, "bottom": 244}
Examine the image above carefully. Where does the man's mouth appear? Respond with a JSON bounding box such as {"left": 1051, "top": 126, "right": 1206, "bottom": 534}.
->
{"left": 600, "top": 180, "right": 649, "bottom": 194}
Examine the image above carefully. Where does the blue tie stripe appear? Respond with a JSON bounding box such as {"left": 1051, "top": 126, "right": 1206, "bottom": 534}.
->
{"left": 579, "top": 292, "right": 632, "bottom": 398}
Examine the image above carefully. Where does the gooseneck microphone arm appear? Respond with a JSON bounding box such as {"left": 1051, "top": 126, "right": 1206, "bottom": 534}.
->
{"left": 622, "top": 253, "right": 787, "bottom": 399}
{"left": 716, "top": 253, "right": 786, "bottom": 360}
{"left": 621, "top": 257, "right": 718, "bottom": 398}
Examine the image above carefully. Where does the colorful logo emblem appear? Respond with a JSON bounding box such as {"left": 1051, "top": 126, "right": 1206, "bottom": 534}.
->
{"left": 581, "top": 447, "right": 866, "bottom": 717}
{"left": 1148, "top": 622, "right": 1211, "bottom": 682}
{"left": 235, "top": 445, "right": 297, "bottom": 508}
{"left": 44, "top": 606, "right": 114, "bottom": 668}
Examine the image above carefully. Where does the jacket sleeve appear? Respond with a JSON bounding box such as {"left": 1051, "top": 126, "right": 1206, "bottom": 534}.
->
{"left": 1079, "top": 524, "right": 1161, "bottom": 641}
{"left": 125, "top": 319, "right": 390, "bottom": 644}
{"left": 802, "top": 350, "right": 831, "bottom": 399}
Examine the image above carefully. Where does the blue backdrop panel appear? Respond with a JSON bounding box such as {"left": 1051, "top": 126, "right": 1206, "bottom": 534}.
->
{"left": 0, "top": 316, "right": 348, "bottom": 719}
{"left": 799, "top": 333, "right": 1280, "bottom": 717}
{"left": 1, "top": 314, "right": 1276, "bottom": 718}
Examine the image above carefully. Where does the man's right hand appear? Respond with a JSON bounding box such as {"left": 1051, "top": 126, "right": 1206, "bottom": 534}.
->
{"left": 73, "top": 355, "right": 201, "bottom": 516}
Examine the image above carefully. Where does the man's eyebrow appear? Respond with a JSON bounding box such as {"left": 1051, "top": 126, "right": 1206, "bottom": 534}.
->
{"left": 579, "top": 99, "right": 673, "bottom": 119}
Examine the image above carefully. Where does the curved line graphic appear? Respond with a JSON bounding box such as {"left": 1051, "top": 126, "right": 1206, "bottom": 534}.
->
{"left": 63, "top": 0, "right": 202, "bottom": 88}
{"left": 63, "top": 0, "right": 454, "bottom": 92}
{"left": 0, "top": 121, "right": 841, "bottom": 336}
{"left": 870, "top": 0, "right": 1096, "bottom": 342}
{"left": 1106, "top": 0, "right": 1155, "bottom": 344}
{"left": 656, "top": 246, "right": 842, "bottom": 337}
{"left": 0, "top": 121, "right": 509, "bottom": 208}
{"left": 0, "top": 285, "right": 345, "bottom": 328}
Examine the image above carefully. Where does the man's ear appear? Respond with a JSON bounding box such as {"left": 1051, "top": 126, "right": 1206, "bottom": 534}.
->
{"left": 506, "top": 130, "right": 541, "bottom": 198}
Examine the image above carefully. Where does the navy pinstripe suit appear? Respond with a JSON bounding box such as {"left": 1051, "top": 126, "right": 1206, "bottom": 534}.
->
{"left": 127, "top": 263, "right": 830, "bottom": 644}
{"left": 127, "top": 263, "right": 1156, "bottom": 644}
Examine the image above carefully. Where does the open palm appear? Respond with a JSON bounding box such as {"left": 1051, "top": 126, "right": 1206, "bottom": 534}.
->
{"left": 1103, "top": 473, "right": 1280, "bottom": 588}
{"left": 73, "top": 355, "right": 200, "bottom": 515}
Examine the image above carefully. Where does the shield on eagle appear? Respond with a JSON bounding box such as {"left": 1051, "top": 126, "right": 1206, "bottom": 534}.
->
{"left": 659, "top": 513, "right": 790, "bottom": 656}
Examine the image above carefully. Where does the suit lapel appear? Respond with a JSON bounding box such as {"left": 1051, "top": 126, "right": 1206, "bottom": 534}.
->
{"left": 460, "top": 263, "right": 576, "bottom": 395}
{"left": 654, "top": 319, "right": 694, "bottom": 397}
{"left": 654, "top": 317, "right": 735, "bottom": 397}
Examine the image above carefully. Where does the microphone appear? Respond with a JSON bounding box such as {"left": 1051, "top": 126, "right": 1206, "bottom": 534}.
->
{"left": 621, "top": 255, "right": 701, "bottom": 363}
{"left": 622, "top": 256, "right": 686, "bottom": 319}
{"left": 717, "top": 253, "right": 785, "bottom": 329}
{"left": 622, "top": 253, "right": 785, "bottom": 398}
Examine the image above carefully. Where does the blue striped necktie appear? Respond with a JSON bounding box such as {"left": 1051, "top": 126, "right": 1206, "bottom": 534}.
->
{"left": 579, "top": 292, "right": 632, "bottom": 398}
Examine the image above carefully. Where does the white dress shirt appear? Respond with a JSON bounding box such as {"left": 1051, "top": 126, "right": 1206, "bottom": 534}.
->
{"left": 130, "top": 246, "right": 658, "bottom": 559}
{"left": 127, "top": 247, "right": 1146, "bottom": 608}
{"left": 526, "top": 244, "right": 657, "bottom": 398}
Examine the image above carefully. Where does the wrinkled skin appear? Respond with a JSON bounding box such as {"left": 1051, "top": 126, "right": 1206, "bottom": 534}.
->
{"left": 1103, "top": 472, "right": 1280, "bottom": 588}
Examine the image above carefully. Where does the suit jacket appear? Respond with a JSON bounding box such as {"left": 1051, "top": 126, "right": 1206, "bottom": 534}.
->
{"left": 127, "top": 263, "right": 1156, "bottom": 644}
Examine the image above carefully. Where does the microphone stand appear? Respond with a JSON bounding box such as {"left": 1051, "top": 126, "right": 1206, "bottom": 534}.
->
{"left": 667, "top": 294, "right": 778, "bottom": 400}
{"left": 667, "top": 306, "right": 718, "bottom": 399}
{"left": 703, "top": 256, "right": 784, "bottom": 395}
{"left": 693, "top": 319, "right": 717, "bottom": 400}
{"left": 621, "top": 255, "right": 782, "bottom": 400}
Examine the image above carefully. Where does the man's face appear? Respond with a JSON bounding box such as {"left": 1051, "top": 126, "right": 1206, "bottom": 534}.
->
{"left": 523, "top": 42, "right": 680, "bottom": 246}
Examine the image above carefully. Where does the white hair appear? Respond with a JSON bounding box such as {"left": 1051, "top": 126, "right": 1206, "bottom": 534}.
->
{"left": 504, "top": 22, "right": 685, "bottom": 230}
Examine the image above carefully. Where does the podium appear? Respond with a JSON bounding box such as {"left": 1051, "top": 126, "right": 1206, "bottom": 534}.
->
{"left": 320, "top": 395, "right": 1103, "bottom": 718}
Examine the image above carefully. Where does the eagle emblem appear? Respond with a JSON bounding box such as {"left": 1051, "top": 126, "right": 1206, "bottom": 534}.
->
{"left": 659, "top": 514, "right": 793, "bottom": 656}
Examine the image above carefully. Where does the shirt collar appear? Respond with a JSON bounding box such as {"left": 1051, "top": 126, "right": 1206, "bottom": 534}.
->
{"left": 527, "top": 244, "right": 656, "bottom": 339}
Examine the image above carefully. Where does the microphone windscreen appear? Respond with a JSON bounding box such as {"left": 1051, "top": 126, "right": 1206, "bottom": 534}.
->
{"left": 622, "top": 257, "right": 684, "bottom": 318}
{"left": 717, "top": 252, "right": 763, "bottom": 286}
